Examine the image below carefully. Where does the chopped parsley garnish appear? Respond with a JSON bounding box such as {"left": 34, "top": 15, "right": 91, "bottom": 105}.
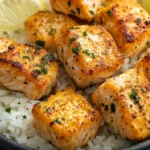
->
{"left": 76, "top": 8, "right": 80, "bottom": 14}
{"left": 147, "top": 41, "right": 150, "bottom": 48}
{"left": 129, "top": 88, "right": 140, "bottom": 103}
{"left": 49, "top": 28, "right": 56, "bottom": 34}
{"left": 70, "top": 35, "right": 78, "bottom": 41}
{"left": 68, "top": 1, "right": 71, "bottom": 7}
{"left": 44, "top": 107, "right": 52, "bottom": 113}
{"left": 26, "top": 48, "right": 30, "bottom": 53}
{"left": 3, "top": 31, "right": 9, "bottom": 37}
{"left": 36, "top": 62, "right": 48, "bottom": 67}
{"left": 141, "top": 88, "right": 145, "bottom": 93}
{"left": 35, "top": 40, "right": 45, "bottom": 47}
{"left": 68, "top": 27, "right": 74, "bottom": 30}
{"left": 22, "top": 55, "right": 30, "bottom": 60}
{"left": 135, "top": 18, "right": 141, "bottom": 25}
{"left": 111, "top": 103, "right": 116, "bottom": 113}
{"left": 106, "top": 9, "right": 112, "bottom": 16}
{"left": 53, "top": 118, "right": 62, "bottom": 124}
{"left": 83, "top": 49, "right": 90, "bottom": 56}
{"left": 89, "top": 10, "right": 95, "bottom": 15}
{"left": 72, "top": 47, "right": 80, "bottom": 55}
{"left": 83, "top": 31, "right": 87, "bottom": 36}
{"left": 91, "top": 53, "right": 95, "bottom": 58}
{"left": 42, "top": 54, "right": 55, "bottom": 62}
{"left": 32, "top": 69, "right": 41, "bottom": 78}
{"left": 5, "top": 108, "right": 11, "bottom": 114}
{"left": 59, "top": 63, "right": 63, "bottom": 67}
{"left": 23, "top": 115, "right": 27, "bottom": 119}
{"left": 146, "top": 67, "right": 149, "bottom": 73}
{"left": 41, "top": 67, "right": 48, "bottom": 74}
{"left": 83, "top": 50, "right": 96, "bottom": 58}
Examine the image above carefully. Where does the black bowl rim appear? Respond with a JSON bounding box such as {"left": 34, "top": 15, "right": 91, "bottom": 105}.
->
{"left": 0, "top": 134, "right": 150, "bottom": 150}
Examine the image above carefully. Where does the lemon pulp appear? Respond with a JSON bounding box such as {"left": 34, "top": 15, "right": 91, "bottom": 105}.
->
{"left": 0, "top": 0, "right": 48, "bottom": 31}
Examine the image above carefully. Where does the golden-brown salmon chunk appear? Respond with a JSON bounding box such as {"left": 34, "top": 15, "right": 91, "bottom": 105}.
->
{"left": 0, "top": 41, "right": 59, "bottom": 99}
{"left": 92, "top": 68, "right": 150, "bottom": 140}
{"left": 25, "top": 11, "right": 78, "bottom": 53}
{"left": 50, "top": 0, "right": 101, "bottom": 22}
{"left": 94, "top": 3, "right": 150, "bottom": 57}
{"left": 55, "top": 25, "right": 124, "bottom": 87}
{"left": 32, "top": 87, "right": 101, "bottom": 150}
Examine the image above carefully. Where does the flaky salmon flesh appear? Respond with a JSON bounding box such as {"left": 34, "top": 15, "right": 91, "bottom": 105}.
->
{"left": 32, "top": 87, "right": 101, "bottom": 150}
{"left": 92, "top": 68, "right": 150, "bottom": 140}
{"left": 94, "top": 2, "right": 150, "bottom": 58}
{"left": 0, "top": 38, "right": 59, "bottom": 99}
{"left": 55, "top": 25, "right": 124, "bottom": 88}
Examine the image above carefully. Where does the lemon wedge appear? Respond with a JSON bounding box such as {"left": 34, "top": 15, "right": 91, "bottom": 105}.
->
{"left": 0, "top": 0, "right": 48, "bottom": 31}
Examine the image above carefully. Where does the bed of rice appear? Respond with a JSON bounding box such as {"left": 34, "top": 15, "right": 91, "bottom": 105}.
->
{"left": 1, "top": 27, "right": 150, "bottom": 150}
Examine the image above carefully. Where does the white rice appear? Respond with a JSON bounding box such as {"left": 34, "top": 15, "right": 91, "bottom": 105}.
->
{"left": 0, "top": 85, "right": 131, "bottom": 150}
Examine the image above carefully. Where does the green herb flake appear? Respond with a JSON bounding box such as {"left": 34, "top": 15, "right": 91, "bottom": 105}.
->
{"left": 23, "top": 115, "right": 27, "bottom": 119}
{"left": 22, "top": 55, "right": 30, "bottom": 60}
{"left": 44, "top": 107, "right": 52, "bottom": 113}
{"left": 83, "top": 31, "right": 87, "bottom": 36}
{"left": 76, "top": 8, "right": 80, "bottom": 14}
{"left": 83, "top": 49, "right": 90, "bottom": 56}
{"left": 129, "top": 88, "right": 140, "bottom": 103}
{"left": 72, "top": 47, "right": 80, "bottom": 55}
{"left": 36, "top": 62, "right": 48, "bottom": 67}
{"left": 32, "top": 69, "right": 41, "bottom": 78}
{"left": 43, "top": 98, "right": 48, "bottom": 102}
{"left": 3, "top": 31, "right": 9, "bottom": 37}
{"left": 35, "top": 40, "right": 45, "bottom": 47}
{"left": 89, "top": 10, "right": 95, "bottom": 15}
{"left": 106, "top": 9, "right": 112, "bottom": 16}
{"left": 53, "top": 118, "right": 62, "bottom": 124}
{"left": 41, "top": 67, "right": 48, "bottom": 74}
{"left": 5, "top": 108, "right": 11, "bottom": 114}
{"left": 129, "top": 88, "right": 137, "bottom": 99}
{"left": 68, "top": 1, "right": 71, "bottom": 7}
{"left": 42, "top": 54, "right": 55, "bottom": 61}
{"left": 141, "top": 88, "right": 145, "bottom": 93}
{"left": 26, "top": 48, "right": 30, "bottom": 53}
{"left": 147, "top": 41, "right": 150, "bottom": 48}
{"left": 10, "top": 136, "right": 15, "bottom": 141}
{"left": 91, "top": 53, "right": 96, "bottom": 58}
{"left": 49, "top": 28, "right": 56, "bottom": 35}
{"left": 59, "top": 63, "right": 63, "bottom": 67}
{"left": 70, "top": 35, "right": 78, "bottom": 41}
{"left": 35, "top": 69, "right": 41, "bottom": 74}
{"left": 38, "top": 103, "right": 41, "bottom": 108}
{"left": 130, "top": 148, "right": 135, "bottom": 150}
{"left": 111, "top": 103, "right": 116, "bottom": 113}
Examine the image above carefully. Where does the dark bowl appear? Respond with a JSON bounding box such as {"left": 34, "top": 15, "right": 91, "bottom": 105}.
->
{"left": 0, "top": 134, "right": 150, "bottom": 150}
